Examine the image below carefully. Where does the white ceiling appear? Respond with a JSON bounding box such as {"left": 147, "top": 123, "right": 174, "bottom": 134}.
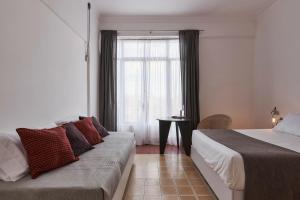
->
{"left": 95, "top": 0, "right": 277, "bottom": 17}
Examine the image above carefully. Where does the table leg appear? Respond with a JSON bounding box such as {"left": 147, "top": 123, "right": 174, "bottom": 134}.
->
{"left": 159, "top": 121, "right": 172, "bottom": 154}
{"left": 178, "top": 121, "right": 192, "bottom": 156}
{"left": 175, "top": 123, "right": 180, "bottom": 151}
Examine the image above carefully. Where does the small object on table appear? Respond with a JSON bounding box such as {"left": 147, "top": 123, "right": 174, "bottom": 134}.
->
{"left": 171, "top": 116, "right": 185, "bottom": 119}
{"left": 157, "top": 118, "right": 192, "bottom": 156}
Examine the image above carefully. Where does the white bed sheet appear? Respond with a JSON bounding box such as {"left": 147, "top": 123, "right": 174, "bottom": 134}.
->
{"left": 192, "top": 129, "right": 300, "bottom": 190}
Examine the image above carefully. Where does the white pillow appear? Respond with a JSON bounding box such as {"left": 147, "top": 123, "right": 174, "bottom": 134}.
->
{"left": 273, "top": 113, "right": 300, "bottom": 136}
{"left": 0, "top": 133, "right": 29, "bottom": 181}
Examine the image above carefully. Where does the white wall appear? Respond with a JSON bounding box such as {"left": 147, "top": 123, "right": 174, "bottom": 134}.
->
{"left": 200, "top": 37, "right": 254, "bottom": 128}
{"left": 89, "top": 1, "right": 101, "bottom": 118}
{"left": 100, "top": 16, "right": 256, "bottom": 128}
{"left": 0, "top": 0, "right": 100, "bottom": 132}
{"left": 254, "top": 0, "right": 300, "bottom": 128}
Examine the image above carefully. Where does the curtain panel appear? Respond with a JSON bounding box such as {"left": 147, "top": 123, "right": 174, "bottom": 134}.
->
{"left": 99, "top": 30, "right": 117, "bottom": 131}
{"left": 179, "top": 30, "right": 200, "bottom": 129}
{"left": 117, "top": 38, "right": 182, "bottom": 145}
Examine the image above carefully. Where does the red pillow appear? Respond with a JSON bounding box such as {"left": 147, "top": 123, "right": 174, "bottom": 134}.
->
{"left": 73, "top": 118, "right": 103, "bottom": 145}
{"left": 16, "top": 127, "right": 79, "bottom": 179}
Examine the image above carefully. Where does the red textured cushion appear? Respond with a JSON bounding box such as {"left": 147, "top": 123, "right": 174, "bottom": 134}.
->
{"left": 74, "top": 118, "right": 102, "bottom": 145}
{"left": 79, "top": 116, "right": 110, "bottom": 137}
{"left": 16, "top": 127, "right": 79, "bottom": 179}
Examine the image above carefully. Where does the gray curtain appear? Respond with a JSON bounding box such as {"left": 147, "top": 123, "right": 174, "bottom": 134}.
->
{"left": 99, "top": 30, "right": 117, "bottom": 131}
{"left": 179, "top": 30, "right": 200, "bottom": 129}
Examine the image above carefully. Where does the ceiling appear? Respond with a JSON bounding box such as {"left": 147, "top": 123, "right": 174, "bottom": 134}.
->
{"left": 95, "top": 0, "right": 277, "bottom": 17}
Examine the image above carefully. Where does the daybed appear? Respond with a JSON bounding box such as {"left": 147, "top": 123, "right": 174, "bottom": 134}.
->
{"left": 0, "top": 131, "right": 136, "bottom": 200}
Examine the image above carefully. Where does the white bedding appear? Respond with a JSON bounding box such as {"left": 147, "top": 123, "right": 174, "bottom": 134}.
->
{"left": 192, "top": 129, "right": 300, "bottom": 190}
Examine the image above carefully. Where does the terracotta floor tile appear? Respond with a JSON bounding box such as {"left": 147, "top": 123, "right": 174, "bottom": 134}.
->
{"left": 180, "top": 162, "right": 193, "bottom": 167}
{"left": 162, "top": 195, "right": 180, "bottom": 200}
{"left": 160, "top": 167, "right": 169, "bottom": 172}
{"left": 145, "top": 178, "right": 160, "bottom": 185}
{"left": 174, "top": 179, "right": 189, "bottom": 186}
{"left": 173, "top": 173, "right": 187, "bottom": 179}
{"left": 177, "top": 186, "right": 194, "bottom": 195}
{"left": 160, "top": 172, "right": 172, "bottom": 178}
{"left": 160, "top": 178, "right": 175, "bottom": 185}
{"left": 198, "top": 195, "right": 214, "bottom": 200}
{"left": 144, "top": 195, "right": 162, "bottom": 200}
{"left": 179, "top": 196, "right": 197, "bottom": 200}
{"left": 161, "top": 186, "right": 178, "bottom": 195}
{"left": 126, "top": 186, "right": 144, "bottom": 195}
{"left": 144, "top": 185, "right": 161, "bottom": 195}
{"left": 125, "top": 195, "right": 144, "bottom": 200}
{"left": 128, "top": 178, "right": 145, "bottom": 187}
{"left": 186, "top": 171, "right": 201, "bottom": 177}
{"left": 186, "top": 173, "right": 202, "bottom": 179}
{"left": 160, "top": 162, "right": 168, "bottom": 167}
{"left": 182, "top": 166, "right": 195, "bottom": 170}
{"left": 133, "top": 172, "right": 159, "bottom": 178}
{"left": 189, "top": 179, "right": 205, "bottom": 185}
{"left": 193, "top": 186, "right": 210, "bottom": 195}
{"left": 127, "top": 184, "right": 144, "bottom": 190}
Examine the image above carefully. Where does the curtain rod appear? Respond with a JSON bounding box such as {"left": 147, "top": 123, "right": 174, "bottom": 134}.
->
{"left": 117, "top": 30, "right": 204, "bottom": 32}
{"left": 118, "top": 38, "right": 179, "bottom": 41}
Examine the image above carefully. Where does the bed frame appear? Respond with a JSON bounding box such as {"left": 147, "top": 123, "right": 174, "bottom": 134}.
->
{"left": 191, "top": 146, "right": 243, "bottom": 200}
{"left": 112, "top": 147, "right": 135, "bottom": 200}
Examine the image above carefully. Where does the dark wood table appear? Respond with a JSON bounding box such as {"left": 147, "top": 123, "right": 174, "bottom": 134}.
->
{"left": 157, "top": 118, "right": 192, "bottom": 156}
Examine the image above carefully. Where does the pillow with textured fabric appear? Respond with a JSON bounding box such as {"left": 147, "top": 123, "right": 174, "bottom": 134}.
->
{"left": 74, "top": 118, "right": 103, "bottom": 145}
{"left": 79, "top": 116, "right": 109, "bottom": 137}
{"left": 16, "top": 127, "right": 79, "bottom": 179}
{"left": 63, "top": 123, "right": 94, "bottom": 156}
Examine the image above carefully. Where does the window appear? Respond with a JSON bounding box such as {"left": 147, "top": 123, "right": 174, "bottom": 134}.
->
{"left": 117, "top": 38, "right": 182, "bottom": 145}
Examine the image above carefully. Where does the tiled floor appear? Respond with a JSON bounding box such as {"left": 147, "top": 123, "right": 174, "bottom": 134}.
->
{"left": 136, "top": 145, "right": 184, "bottom": 154}
{"left": 123, "top": 154, "right": 217, "bottom": 200}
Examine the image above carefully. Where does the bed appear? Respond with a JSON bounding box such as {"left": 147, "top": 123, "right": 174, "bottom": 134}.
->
{"left": 191, "top": 129, "right": 300, "bottom": 200}
{"left": 0, "top": 132, "right": 136, "bottom": 200}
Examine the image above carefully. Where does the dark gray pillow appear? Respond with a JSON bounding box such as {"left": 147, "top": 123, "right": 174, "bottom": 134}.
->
{"left": 63, "top": 123, "right": 94, "bottom": 156}
{"left": 79, "top": 116, "right": 109, "bottom": 137}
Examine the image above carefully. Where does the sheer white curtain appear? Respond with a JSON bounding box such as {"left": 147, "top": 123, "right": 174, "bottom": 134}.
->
{"left": 117, "top": 38, "right": 182, "bottom": 145}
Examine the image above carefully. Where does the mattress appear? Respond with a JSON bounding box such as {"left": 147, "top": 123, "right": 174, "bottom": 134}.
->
{"left": 192, "top": 129, "right": 300, "bottom": 190}
{"left": 0, "top": 132, "right": 136, "bottom": 200}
